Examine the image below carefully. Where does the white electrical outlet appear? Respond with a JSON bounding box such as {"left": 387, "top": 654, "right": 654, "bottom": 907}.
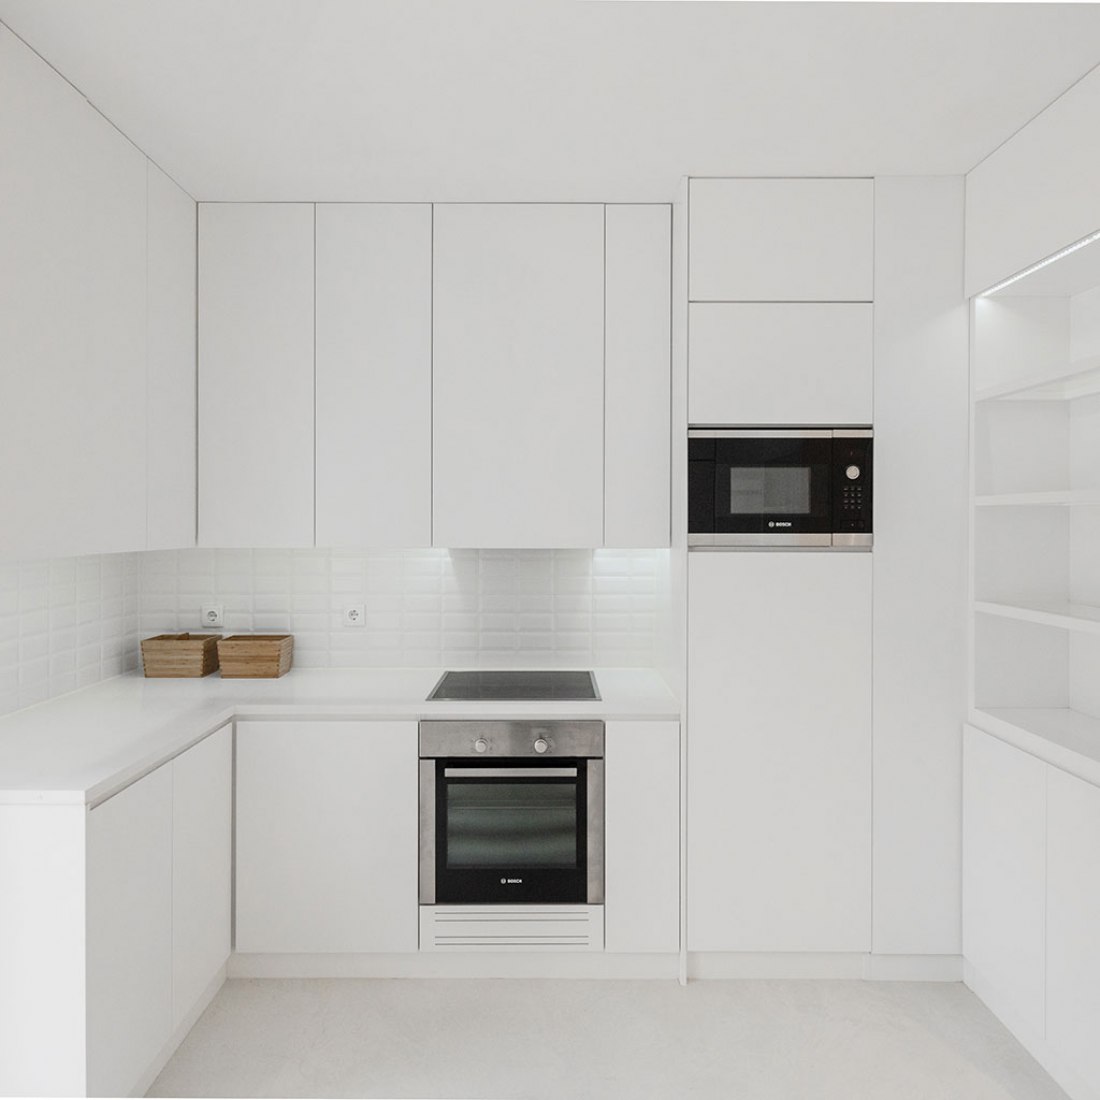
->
{"left": 201, "top": 605, "right": 224, "bottom": 629}
{"left": 343, "top": 604, "right": 366, "bottom": 627}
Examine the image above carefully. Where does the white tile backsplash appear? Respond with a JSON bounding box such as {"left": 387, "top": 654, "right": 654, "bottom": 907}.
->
{"left": 0, "top": 547, "right": 669, "bottom": 719}
{"left": 141, "top": 548, "right": 668, "bottom": 671}
{"left": 0, "top": 553, "right": 143, "bottom": 718}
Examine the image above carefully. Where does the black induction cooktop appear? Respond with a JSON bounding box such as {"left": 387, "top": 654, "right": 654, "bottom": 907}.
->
{"left": 427, "top": 670, "right": 600, "bottom": 702}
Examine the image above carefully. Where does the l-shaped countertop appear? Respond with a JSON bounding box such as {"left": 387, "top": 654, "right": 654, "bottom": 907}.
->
{"left": 0, "top": 668, "right": 680, "bottom": 806}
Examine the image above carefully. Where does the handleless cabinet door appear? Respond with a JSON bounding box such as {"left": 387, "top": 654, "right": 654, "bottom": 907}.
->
{"left": 687, "top": 551, "right": 871, "bottom": 952}
{"left": 1045, "top": 768, "right": 1100, "bottom": 1091}
{"left": 604, "top": 205, "right": 672, "bottom": 548}
{"left": 236, "top": 720, "right": 418, "bottom": 953}
{"left": 171, "top": 726, "right": 231, "bottom": 1030}
{"left": 432, "top": 203, "right": 605, "bottom": 548}
{"left": 0, "top": 26, "right": 147, "bottom": 560}
{"left": 146, "top": 163, "right": 197, "bottom": 551}
{"left": 315, "top": 204, "right": 432, "bottom": 547}
{"left": 961, "top": 726, "right": 1047, "bottom": 1037}
{"left": 86, "top": 766, "right": 173, "bottom": 1098}
{"left": 198, "top": 203, "right": 314, "bottom": 548}
{"left": 604, "top": 720, "right": 680, "bottom": 953}
{"left": 689, "top": 178, "right": 874, "bottom": 302}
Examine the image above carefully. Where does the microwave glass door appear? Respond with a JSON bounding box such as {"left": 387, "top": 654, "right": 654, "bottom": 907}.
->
{"left": 713, "top": 434, "right": 832, "bottom": 536}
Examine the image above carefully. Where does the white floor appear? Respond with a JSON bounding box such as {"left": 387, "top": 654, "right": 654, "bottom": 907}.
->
{"left": 149, "top": 978, "right": 1067, "bottom": 1099}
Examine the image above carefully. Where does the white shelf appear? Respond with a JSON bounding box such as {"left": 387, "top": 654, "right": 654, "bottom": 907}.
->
{"left": 974, "top": 354, "right": 1100, "bottom": 402}
{"left": 970, "top": 707, "right": 1100, "bottom": 788}
{"left": 974, "top": 598, "right": 1100, "bottom": 636}
{"left": 974, "top": 489, "right": 1100, "bottom": 507}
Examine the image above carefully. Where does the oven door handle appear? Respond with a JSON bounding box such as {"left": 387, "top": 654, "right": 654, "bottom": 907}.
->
{"left": 443, "top": 766, "right": 579, "bottom": 778}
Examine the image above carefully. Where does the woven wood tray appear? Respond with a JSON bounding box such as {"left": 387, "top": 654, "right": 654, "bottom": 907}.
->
{"left": 141, "top": 633, "right": 221, "bottom": 677}
{"left": 216, "top": 634, "right": 294, "bottom": 678}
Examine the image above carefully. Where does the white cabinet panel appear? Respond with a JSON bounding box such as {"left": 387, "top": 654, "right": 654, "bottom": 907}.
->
{"left": 171, "top": 726, "right": 231, "bottom": 1030}
{"left": 1046, "top": 768, "right": 1100, "bottom": 1090}
{"left": 0, "top": 25, "right": 147, "bottom": 560}
{"left": 236, "top": 720, "right": 418, "bottom": 953}
{"left": 86, "top": 767, "right": 173, "bottom": 1098}
{"left": 689, "top": 178, "right": 874, "bottom": 303}
{"left": 147, "top": 163, "right": 197, "bottom": 551}
{"left": 432, "top": 203, "right": 604, "bottom": 548}
{"left": 604, "top": 205, "right": 671, "bottom": 547}
{"left": 604, "top": 721, "right": 679, "bottom": 953}
{"left": 688, "top": 303, "right": 872, "bottom": 424}
{"left": 198, "top": 203, "right": 314, "bottom": 548}
{"left": 962, "top": 726, "right": 1047, "bottom": 1037}
{"left": 687, "top": 552, "right": 871, "bottom": 952}
{"left": 315, "top": 204, "right": 432, "bottom": 547}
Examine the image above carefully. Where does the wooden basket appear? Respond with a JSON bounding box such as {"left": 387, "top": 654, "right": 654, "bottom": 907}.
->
{"left": 216, "top": 634, "right": 294, "bottom": 678}
{"left": 141, "top": 633, "right": 221, "bottom": 678}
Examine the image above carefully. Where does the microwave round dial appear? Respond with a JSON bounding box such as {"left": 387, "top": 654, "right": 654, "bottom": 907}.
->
{"left": 845, "top": 464, "right": 861, "bottom": 480}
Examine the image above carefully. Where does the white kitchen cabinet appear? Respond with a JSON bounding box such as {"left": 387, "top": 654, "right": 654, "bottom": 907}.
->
{"left": 0, "top": 25, "right": 147, "bottom": 560}
{"left": 688, "top": 177, "right": 874, "bottom": 303}
{"left": 604, "top": 205, "right": 672, "bottom": 547}
{"left": 688, "top": 302, "right": 873, "bottom": 425}
{"left": 146, "top": 163, "right": 197, "bottom": 551}
{"left": 687, "top": 551, "right": 871, "bottom": 952}
{"left": 1045, "top": 767, "right": 1100, "bottom": 1091}
{"left": 236, "top": 720, "right": 418, "bottom": 953}
{"left": 315, "top": 203, "right": 432, "bottom": 547}
{"left": 604, "top": 720, "right": 679, "bottom": 953}
{"left": 432, "top": 203, "right": 605, "bottom": 548}
{"left": 171, "top": 726, "right": 232, "bottom": 1030}
{"left": 198, "top": 203, "right": 314, "bottom": 548}
{"left": 86, "top": 766, "right": 173, "bottom": 1098}
{"left": 961, "top": 726, "right": 1047, "bottom": 1038}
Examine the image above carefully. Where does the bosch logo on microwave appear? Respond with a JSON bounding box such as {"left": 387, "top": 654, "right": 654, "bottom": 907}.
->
{"left": 500, "top": 877, "right": 523, "bottom": 885}
{"left": 768, "top": 521, "right": 793, "bottom": 528}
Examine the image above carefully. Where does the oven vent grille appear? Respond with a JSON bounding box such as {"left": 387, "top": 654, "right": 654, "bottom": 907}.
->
{"left": 419, "top": 906, "right": 604, "bottom": 951}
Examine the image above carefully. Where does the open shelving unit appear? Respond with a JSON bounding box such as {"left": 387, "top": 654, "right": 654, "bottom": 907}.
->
{"left": 969, "top": 238, "right": 1100, "bottom": 762}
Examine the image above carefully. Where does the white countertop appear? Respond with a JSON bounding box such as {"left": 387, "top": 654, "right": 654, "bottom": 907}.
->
{"left": 0, "top": 668, "right": 680, "bottom": 806}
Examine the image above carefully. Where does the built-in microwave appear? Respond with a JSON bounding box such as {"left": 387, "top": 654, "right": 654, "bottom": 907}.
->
{"left": 689, "top": 427, "right": 873, "bottom": 549}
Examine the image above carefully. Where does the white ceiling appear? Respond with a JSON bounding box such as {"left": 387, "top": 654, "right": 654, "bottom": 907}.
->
{"left": 3, "top": 0, "right": 1100, "bottom": 202}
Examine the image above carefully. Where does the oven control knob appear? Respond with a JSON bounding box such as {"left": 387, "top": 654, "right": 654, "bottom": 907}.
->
{"left": 533, "top": 738, "right": 550, "bottom": 754}
{"left": 846, "top": 465, "right": 861, "bottom": 480}
{"left": 474, "top": 738, "right": 489, "bottom": 754}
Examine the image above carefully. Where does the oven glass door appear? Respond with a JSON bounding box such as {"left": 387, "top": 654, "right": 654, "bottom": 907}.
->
{"left": 713, "top": 433, "right": 832, "bottom": 540}
{"left": 434, "top": 759, "right": 588, "bottom": 904}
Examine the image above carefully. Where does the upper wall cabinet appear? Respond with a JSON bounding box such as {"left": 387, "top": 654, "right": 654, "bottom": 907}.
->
{"left": 432, "top": 204, "right": 606, "bottom": 548}
{"left": 315, "top": 204, "right": 432, "bottom": 548}
{"left": 688, "top": 178, "right": 874, "bottom": 302}
{"left": 0, "top": 26, "right": 148, "bottom": 560}
{"left": 198, "top": 203, "right": 315, "bottom": 548}
{"left": 605, "top": 205, "right": 672, "bottom": 548}
{"left": 146, "top": 164, "right": 197, "bottom": 551}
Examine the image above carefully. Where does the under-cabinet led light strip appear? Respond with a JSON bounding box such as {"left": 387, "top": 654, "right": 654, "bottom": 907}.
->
{"left": 979, "top": 228, "right": 1100, "bottom": 296}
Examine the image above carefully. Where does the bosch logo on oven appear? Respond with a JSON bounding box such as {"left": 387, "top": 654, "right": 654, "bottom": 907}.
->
{"left": 500, "top": 877, "right": 523, "bottom": 885}
{"left": 768, "top": 521, "right": 792, "bottom": 528}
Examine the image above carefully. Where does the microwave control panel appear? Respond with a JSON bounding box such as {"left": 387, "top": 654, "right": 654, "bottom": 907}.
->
{"left": 831, "top": 435, "right": 873, "bottom": 534}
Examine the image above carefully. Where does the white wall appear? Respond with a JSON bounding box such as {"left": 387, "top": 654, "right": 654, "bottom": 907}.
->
{"left": 0, "top": 555, "right": 143, "bottom": 718}
{"left": 139, "top": 548, "right": 668, "bottom": 671}
{"left": 872, "top": 177, "right": 970, "bottom": 955}
{"left": 966, "top": 63, "right": 1100, "bottom": 296}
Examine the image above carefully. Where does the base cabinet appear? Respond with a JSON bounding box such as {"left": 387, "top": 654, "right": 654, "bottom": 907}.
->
{"left": 604, "top": 720, "right": 680, "bottom": 953}
{"left": 687, "top": 552, "right": 872, "bottom": 952}
{"left": 86, "top": 766, "right": 174, "bottom": 1098}
{"left": 235, "top": 720, "right": 419, "bottom": 954}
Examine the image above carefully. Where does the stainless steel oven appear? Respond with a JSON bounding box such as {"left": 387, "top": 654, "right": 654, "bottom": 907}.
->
{"left": 688, "top": 427, "right": 873, "bottom": 549}
{"left": 419, "top": 720, "right": 604, "bottom": 906}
